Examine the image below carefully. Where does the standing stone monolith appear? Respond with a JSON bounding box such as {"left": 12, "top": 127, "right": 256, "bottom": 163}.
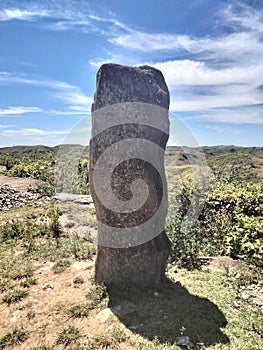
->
{"left": 89, "top": 63, "right": 171, "bottom": 288}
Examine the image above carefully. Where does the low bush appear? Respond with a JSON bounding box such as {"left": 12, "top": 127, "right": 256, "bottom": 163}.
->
{"left": 166, "top": 180, "right": 263, "bottom": 267}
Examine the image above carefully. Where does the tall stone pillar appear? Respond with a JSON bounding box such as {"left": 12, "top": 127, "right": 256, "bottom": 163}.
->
{"left": 89, "top": 64, "right": 171, "bottom": 288}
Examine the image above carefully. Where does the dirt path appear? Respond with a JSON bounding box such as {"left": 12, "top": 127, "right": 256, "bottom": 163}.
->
{"left": 0, "top": 175, "right": 45, "bottom": 192}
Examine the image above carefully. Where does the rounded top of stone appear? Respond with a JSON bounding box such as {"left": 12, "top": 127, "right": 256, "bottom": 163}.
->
{"left": 92, "top": 63, "right": 170, "bottom": 111}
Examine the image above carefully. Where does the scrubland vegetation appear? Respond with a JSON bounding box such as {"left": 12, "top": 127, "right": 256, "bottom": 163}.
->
{"left": 0, "top": 145, "right": 262, "bottom": 349}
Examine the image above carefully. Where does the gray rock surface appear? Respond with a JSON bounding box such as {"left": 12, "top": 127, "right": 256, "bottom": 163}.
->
{"left": 90, "top": 64, "right": 171, "bottom": 288}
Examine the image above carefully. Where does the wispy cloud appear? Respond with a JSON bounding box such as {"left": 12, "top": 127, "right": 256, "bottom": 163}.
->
{"left": 170, "top": 89, "right": 262, "bottom": 112}
{"left": 1, "top": 1, "right": 262, "bottom": 129}
{"left": 0, "top": 106, "right": 42, "bottom": 116}
{"left": 0, "top": 8, "right": 49, "bottom": 21}
{"left": 142, "top": 4, "right": 263, "bottom": 124}
{"left": 2, "top": 128, "right": 69, "bottom": 136}
{"left": 54, "top": 89, "right": 93, "bottom": 108}
{"left": 197, "top": 106, "right": 263, "bottom": 125}
{"left": 0, "top": 1, "right": 131, "bottom": 38}
{"left": 0, "top": 71, "right": 73, "bottom": 89}
{"left": 218, "top": 2, "right": 263, "bottom": 34}
{"left": 0, "top": 72, "right": 92, "bottom": 114}
{"left": 0, "top": 124, "right": 14, "bottom": 128}
{"left": 46, "top": 109, "right": 88, "bottom": 116}
{"left": 0, "top": 127, "right": 70, "bottom": 147}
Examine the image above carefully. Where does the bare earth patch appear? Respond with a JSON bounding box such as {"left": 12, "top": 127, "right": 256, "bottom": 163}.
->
{"left": 0, "top": 175, "right": 45, "bottom": 192}
{"left": 0, "top": 257, "right": 103, "bottom": 349}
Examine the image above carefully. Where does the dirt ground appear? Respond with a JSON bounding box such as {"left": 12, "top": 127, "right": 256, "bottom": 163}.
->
{"left": 0, "top": 175, "right": 45, "bottom": 192}
{"left": 0, "top": 257, "right": 114, "bottom": 349}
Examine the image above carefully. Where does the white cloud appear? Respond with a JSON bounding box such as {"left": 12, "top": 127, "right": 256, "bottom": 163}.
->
{"left": 0, "top": 71, "right": 73, "bottom": 89}
{"left": 170, "top": 90, "right": 262, "bottom": 112}
{"left": 0, "top": 2, "right": 131, "bottom": 38}
{"left": 53, "top": 88, "right": 93, "bottom": 113}
{"left": 2, "top": 128, "right": 69, "bottom": 136}
{"left": 110, "top": 32, "right": 184, "bottom": 52}
{"left": 0, "top": 106, "right": 42, "bottom": 116}
{"left": 0, "top": 124, "right": 13, "bottom": 128}
{"left": 197, "top": 107, "right": 263, "bottom": 125}
{"left": 153, "top": 59, "right": 263, "bottom": 87}
{"left": 0, "top": 72, "right": 92, "bottom": 114}
{"left": 55, "top": 90, "right": 92, "bottom": 106}
{"left": 1, "top": 2, "right": 263, "bottom": 128}
{"left": 219, "top": 3, "right": 263, "bottom": 34}
{"left": 0, "top": 8, "right": 49, "bottom": 21}
{"left": 46, "top": 109, "right": 88, "bottom": 116}
{"left": 111, "top": 30, "right": 263, "bottom": 64}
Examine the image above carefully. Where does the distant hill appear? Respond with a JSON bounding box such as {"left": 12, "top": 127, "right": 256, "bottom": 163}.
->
{"left": 0, "top": 144, "right": 87, "bottom": 158}
{"left": 1, "top": 144, "right": 262, "bottom": 159}
{"left": 0, "top": 144, "right": 263, "bottom": 181}
{"left": 0, "top": 145, "right": 55, "bottom": 157}
{"left": 0, "top": 144, "right": 262, "bottom": 184}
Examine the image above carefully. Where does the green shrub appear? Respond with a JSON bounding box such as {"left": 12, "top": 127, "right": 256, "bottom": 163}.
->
{"left": 166, "top": 212, "right": 204, "bottom": 269}
{"left": 167, "top": 180, "right": 263, "bottom": 267}
{"left": 56, "top": 325, "right": 81, "bottom": 347}
{"left": 52, "top": 259, "right": 71, "bottom": 274}
{"left": 2, "top": 288, "right": 29, "bottom": 304}
{"left": 225, "top": 215, "right": 263, "bottom": 266}
{"left": 27, "top": 183, "right": 55, "bottom": 197}
{"left": 0, "top": 328, "right": 27, "bottom": 349}
{"left": 68, "top": 302, "right": 93, "bottom": 318}
{"left": 86, "top": 284, "right": 107, "bottom": 307}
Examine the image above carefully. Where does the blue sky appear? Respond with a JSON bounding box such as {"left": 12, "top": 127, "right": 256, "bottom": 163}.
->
{"left": 0, "top": 0, "right": 262, "bottom": 147}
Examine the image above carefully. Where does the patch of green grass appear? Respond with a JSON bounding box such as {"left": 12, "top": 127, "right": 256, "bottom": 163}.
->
{"left": 0, "top": 328, "right": 27, "bottom": 349}
{"left": 69, "top": 284, "right": 108, "bottom": 318}
{"left": 0, "top": 279, "right": 15, "bottom": 293}
{"left": 24, "top": 237, "right": 95, "bottom": 261}
{"left": 56, "top": 325, "right": 81, "bottom": 347}
{"left": 51, "top": 259, "right": 71, "bottom": 274}
{"left": 0, "top": 253, "right": 34, "bottom": 280}
{"left": 2, "top": 288, "right": 29, "bottom": 304}
{"left": 20, "top": 276, "right": 37, "bottom": 288}
{"left": 68, "top": 302, "right": 93, "bottom": 318}
{"left": 0, "top": 251, "right": 35, "bottom": 303}
{"left": 85, "top": 284, "right": 107, "bottom": 307}
{"left": 85, "top": 327, "right": 127, "bottom": 350}
{"left": 167, "top": 268, "right": 263, "bottom": 349}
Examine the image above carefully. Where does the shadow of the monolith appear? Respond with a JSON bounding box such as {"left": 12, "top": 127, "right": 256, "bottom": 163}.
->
{"left": 108, "top": 278, "right": 229, "bottom": 348}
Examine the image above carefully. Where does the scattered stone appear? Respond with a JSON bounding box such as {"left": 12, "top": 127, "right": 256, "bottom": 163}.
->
{"left": 72, "top": 274, "right": 85, "bottom": 286}
{"left": 96, "top": 308, "right": 115, "bottom": 323}
{"left": 0, "top": 184, "right": 39, "bottom": 211}
{"left": 65, "top": 220, "right": 75, "bottom": 228}
{"left": 153, "top": 291, "right": 159, "bottom": 297}
{"left": 233, "top": 301, "right": 241, "bottom": 308}
{"left": 241, "top": 292, "right": 250, "bottom": 300}
{"left": 176, "top": 336, "right": 190, "bottom": 347}
{"left": 10, "top": 310, "right": 21, "bottom": 323}
{"left": 43, "top": 283, "right": 54, "bottom": 290}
